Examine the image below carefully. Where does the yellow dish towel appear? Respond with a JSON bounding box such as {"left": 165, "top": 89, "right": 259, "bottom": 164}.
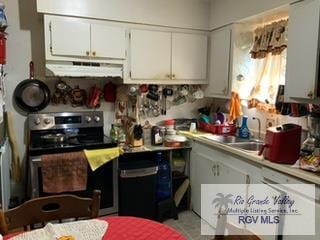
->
{"left": 178, "top": 131, "right": 212, "bottom": 139}
{"left": 84, "top": 147, "right": 123, "bottom": 171}
{"left": 229, "top": 91, "right": 242, "bottom": 123}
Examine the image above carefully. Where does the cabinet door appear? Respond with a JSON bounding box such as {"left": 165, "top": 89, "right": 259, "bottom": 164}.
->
{"left": 171, "top": 33, "right": 208, "bottom": 80}
{"left": 216, "top": 161, "right": 248, "bottom": 184}
{"left": 50, "top": 19, "right": 90, "bottom": 57}
{"left": 205, "top": 26, "right": 231, "bottom": 97}
{"left": 91, "top": 24, "right": 126, "bottom": 59}
{"left": 130, "top": 29, "right": 171, "bottom": 80}
{"left": 285, "top": 0, "right": 320, "bottom": 100}
{"left": 190, "top": 149, "right": 217, "bottom": 215}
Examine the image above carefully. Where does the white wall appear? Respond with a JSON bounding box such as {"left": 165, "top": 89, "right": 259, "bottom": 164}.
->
{"left": 209, "top": 0, "right": 295, "bottom": 29}
{"left": 4, "top": 0, "right": 45, "bottom": 197}
{"left": 37, "top": 0, "right": 210, "bottom": 30}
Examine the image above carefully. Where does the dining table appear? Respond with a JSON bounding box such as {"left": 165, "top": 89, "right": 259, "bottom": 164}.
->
{"left": 3, "top": 216, "right": 186, "bottom": 240}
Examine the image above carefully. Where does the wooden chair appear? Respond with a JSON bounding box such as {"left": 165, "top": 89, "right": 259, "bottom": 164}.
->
{"left": 0, "top": 190, "right": 101, "bottom": 235}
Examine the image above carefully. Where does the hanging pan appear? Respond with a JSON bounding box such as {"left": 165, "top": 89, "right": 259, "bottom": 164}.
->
{"left": 14, "top": 61, "right": 51, "bottom": 112}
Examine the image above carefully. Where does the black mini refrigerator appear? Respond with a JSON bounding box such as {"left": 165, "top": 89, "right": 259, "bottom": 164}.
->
{"left": 119, "top": 158, "right": 158, "bottom": 220}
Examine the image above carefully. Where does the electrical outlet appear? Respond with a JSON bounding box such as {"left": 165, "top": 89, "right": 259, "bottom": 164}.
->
{"left": 266, "top": 116, "right": 278, "bottom": 130}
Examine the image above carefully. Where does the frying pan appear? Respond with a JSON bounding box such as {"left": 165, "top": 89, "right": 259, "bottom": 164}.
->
{"left": 14, "top": 61, "right": 50, "bottom": 112}
{"left": 41, "top": 133, "right": 66, "bottom": 143}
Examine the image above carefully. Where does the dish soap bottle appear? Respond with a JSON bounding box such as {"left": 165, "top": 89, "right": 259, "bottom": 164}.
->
{"left": 239, "top": 116, "right": 250, "bottom": 139}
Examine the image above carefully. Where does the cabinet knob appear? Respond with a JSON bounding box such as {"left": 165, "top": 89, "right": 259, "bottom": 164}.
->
{"left": 165, "top": 74, "right": 170, "bottom": 78}
{"left": 86, "top": 51, "right": 90, "bottom": 56}
{"left": 92, "top": 51, "right": 96, "bottom": 57}
{"left": 172, "top": 74, "right": 176, "bottom": 79}
{"left": 307, "top": 91, "right": 314, "bottom": 98}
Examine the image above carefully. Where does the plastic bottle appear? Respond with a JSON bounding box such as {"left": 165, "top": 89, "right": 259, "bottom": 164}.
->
{"left": 155, "top": 152, "right": 172, "bottom": 202}
{"left": 0, "top": 3, "right": 7, "bottom": 31}
{"left": 117, "top": 127, "right": 126, "bottom": 145}
{"left": 239, "top": 116, "right": 250, "bottom": 139}
{"left": 109, "top": 124, "right": 118, "bottom": 143}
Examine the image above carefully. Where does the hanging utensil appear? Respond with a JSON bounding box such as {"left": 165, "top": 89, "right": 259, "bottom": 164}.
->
{"left": 162, "top": 88, "right": 173, "bottom": 115}
{"left": 14, "top": 62, "right": 50, "bottom": 112}
{"left": 146, "top": 91, "right": 159, "bottom": 101}
{"left": 14, "top": 61, "right": 51, "bottom": 113}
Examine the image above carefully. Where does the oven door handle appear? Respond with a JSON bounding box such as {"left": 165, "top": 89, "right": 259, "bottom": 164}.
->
{"left": 120, "top": 166, "right": 158, "bottom": 178}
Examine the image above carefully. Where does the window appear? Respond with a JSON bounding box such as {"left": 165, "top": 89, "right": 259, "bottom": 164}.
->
{"left": 232, "top": 19, "right": 288, "bottom": 106}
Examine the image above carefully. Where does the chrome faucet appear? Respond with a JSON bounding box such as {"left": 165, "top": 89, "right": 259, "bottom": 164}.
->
{"left": 252, "top": 117, "right": 261, "bottom": 140}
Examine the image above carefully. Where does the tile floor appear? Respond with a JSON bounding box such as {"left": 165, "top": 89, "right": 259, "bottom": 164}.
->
{"left": 164, "top": 211, "right": 214, "bottom": 240}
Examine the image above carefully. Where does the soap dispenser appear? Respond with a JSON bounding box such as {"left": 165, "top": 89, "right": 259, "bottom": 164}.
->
{"left": 239, "top": 116, "right": 250, "bottom": 139}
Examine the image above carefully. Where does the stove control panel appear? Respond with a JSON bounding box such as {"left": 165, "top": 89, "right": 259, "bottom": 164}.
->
{"left": 85, "top": 116, "right": 92, "bottom": 123}
{"left": 28, "top": 111, "right": 104, "bottom": 130}
{"left": 44, "top": 118, "right": 52, "bottom": 125}
{"left": 34, "top": 117, "right": 41, "bottom": 125}
{"left": 94, "top": 116, "right": 101, "bottom": 122}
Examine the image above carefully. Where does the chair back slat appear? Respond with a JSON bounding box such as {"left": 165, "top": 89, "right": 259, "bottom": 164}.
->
{"left": 0, "top": 190, "right": 101, "bottom": 235}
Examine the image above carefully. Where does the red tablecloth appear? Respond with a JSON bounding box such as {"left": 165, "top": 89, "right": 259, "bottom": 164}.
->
{"left": 4, "top": 216, "right": 186, "bottom": 240}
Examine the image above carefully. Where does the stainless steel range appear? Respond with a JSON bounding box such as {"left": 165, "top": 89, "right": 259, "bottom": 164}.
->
{"left": 28, "top": 111, "right": 118, "bottom": 215}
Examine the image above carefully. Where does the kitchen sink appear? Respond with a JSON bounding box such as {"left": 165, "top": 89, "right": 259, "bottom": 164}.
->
{"left": 227, "top": 141, "right": 264, "bottom": 152}
{"left": 201, "top": 135, "right": 264, "bottom": 152}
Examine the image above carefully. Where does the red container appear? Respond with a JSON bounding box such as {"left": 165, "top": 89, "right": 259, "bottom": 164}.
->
{"left": 199, "top": 122, "right": 236, "bottom": 135}
{"left": 0, "top": 32, "right": 6, "bottom": 64}
{"left": 212, "top": 124, "right": 236, "bottom": 135}
{"left": 259, "top": 124, "right": 301, "bottom": 164}
{"left": 164, "top": 119, "right": 175, "bottom": 129}
{"left": 199, "top": 122, "right": 211, "bottom": 132}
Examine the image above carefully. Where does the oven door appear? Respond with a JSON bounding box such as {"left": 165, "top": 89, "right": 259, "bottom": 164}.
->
{"left": 29, "top": 155, "right": 118, "bottom": 216}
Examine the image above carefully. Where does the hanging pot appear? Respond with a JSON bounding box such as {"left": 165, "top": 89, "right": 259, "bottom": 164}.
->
{"left": 14, "top": 61, "right": 51, "bottom": 112}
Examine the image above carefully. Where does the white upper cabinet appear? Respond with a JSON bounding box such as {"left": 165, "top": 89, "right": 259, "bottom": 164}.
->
{"left": 91, "top": 24, "right": 126, "bottom": 59}
{"left": 45, "top": 15, "right": 127, "bottom": 61}
{"left": 171, "top": 33, "right": 207, "bottom": 80}
{"left": 128, "top": 29, "right": 208, "bottom": 84}
{"left": 130, "top": 29, "right": 171, "bottom": 80}
{"left": 50, "top": 19, "right": 91, "bottom": 57}
{"left": 205, "top": 25, "right": 232, "bottom": 98}
{"left": 285, "top": 0, "right": 320, "bottom": 101}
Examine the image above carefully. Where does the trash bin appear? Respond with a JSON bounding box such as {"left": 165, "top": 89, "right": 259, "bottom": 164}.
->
{"left": 119, "top": 160, "right": 158, "bottom": 220}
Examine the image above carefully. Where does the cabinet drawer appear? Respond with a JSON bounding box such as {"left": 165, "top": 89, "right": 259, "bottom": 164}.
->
{"left": 262, "top": 167, "right": 320, "bottom": 201}
{"left": 261, "top": 167, "right": 307, "bottom": 184}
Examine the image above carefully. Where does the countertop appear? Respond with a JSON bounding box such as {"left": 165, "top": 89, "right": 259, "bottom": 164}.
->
{"left": 179, "top": 131, "right": 320, "bottom": 185}
{"left": 122, "top": 143, "right": 192, "bottom": 154}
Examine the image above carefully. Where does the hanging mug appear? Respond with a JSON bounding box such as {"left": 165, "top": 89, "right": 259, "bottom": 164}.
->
{"left": 192, "top": 87, "right": 204, "bottom": 99}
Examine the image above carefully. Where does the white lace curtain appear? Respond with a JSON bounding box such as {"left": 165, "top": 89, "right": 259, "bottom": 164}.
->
{"left": 248, "top": 19, "right": 288, "bottom": 105}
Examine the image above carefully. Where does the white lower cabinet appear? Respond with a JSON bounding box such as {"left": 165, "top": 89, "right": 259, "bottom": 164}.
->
{"left": 190, "top": 142, "right": 249, "bottom": 216}
{"left": 190, "top": 149, "right": 216, "bottom": 215}
{"left": 190, "top": 141, "right": 320, "bottom": 240}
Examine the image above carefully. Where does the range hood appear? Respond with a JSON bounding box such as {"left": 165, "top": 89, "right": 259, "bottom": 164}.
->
{"left": 46, "top": 61, "right": 123, "bottom": 78}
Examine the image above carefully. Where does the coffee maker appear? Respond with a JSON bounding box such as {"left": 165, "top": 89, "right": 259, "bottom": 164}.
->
{"left": 301, "top": 116, "right": 320, "bottom": 155}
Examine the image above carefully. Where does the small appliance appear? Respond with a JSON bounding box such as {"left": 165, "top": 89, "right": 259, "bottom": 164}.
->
{"left": 301, "top": 116, "right": 320, "bottom": 154}
{"left": 259, "top": 123, "right": 301, "bottom": 164}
